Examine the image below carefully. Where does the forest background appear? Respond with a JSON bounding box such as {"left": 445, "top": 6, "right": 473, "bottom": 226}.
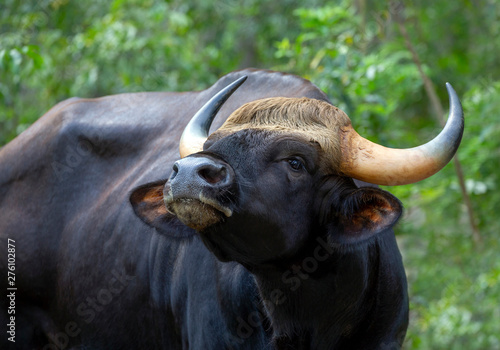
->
{"left": 1, "top": 0, "right": 499, "bottom": 348}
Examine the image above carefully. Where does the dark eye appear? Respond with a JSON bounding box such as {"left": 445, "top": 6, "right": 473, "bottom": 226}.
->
{"left": 288, "top": 158, "right": 304, "bottom": 171}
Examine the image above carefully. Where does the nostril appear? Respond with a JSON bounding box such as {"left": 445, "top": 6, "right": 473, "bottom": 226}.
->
{"left": 198, "top": 165, "right": 227, "bottom": 185}
{"left": 170, "top": 162, "right": 180, "bottom": 180}
{"left": 173, "top": 162, "right": 179, "bottom": 172}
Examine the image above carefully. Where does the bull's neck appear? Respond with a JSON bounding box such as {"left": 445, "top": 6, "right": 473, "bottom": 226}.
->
{"left": 248, "top": 237, "right": 376, "bottom": 349}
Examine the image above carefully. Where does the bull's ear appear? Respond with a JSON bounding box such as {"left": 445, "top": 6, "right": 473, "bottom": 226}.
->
{"left": 327, "top": 187, "right": 402, "bottom": 245}
{"left": 130, "top": 181, "right": 194, "bottom": 237}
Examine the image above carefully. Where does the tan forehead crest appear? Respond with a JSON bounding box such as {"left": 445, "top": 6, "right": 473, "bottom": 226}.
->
{"left": 220, "top": 97, "right": 352, "bottom": 131}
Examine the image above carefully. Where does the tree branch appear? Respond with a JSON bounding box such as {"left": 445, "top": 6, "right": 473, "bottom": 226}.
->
{"left": 390, "top": 1, "right": 482, "bottom": 245}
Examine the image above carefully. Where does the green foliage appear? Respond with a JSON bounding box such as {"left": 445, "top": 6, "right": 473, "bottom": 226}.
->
{"left": 1, "top": 1, "right": 499, "bottom": 348}
{"left": 0, "top": 0, "right": 311, "bottom": 144}
{"left": 274, "top": 2, "right": 424, "bottom": 145}
{"left": 405, "top": 241, "right": 500, "bottom": 349}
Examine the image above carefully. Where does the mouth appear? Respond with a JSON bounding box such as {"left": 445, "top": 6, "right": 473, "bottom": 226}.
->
{"left": 164, "top": 185, "right": 232, "bottom": 231}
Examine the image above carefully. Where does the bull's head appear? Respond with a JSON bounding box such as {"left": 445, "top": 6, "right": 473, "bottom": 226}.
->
{"left": 132, "top": 76, "right": 463, "bottom": 265}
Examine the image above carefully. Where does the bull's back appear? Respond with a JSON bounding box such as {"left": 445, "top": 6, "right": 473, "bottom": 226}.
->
{"left": 0, "top": 92, "right": 192, "bottom": 284}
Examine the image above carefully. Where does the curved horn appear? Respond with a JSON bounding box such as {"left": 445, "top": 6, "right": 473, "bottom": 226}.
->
{"left": 179, "top": 76, "right": 248, "bottom": 158}
{"left": 340, "top": 83, "right": 464, "bottom": 186}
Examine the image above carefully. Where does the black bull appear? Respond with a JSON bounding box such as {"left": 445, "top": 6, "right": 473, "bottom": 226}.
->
{"left": 0, "top": 69, "right": 415, "bottom": 349}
